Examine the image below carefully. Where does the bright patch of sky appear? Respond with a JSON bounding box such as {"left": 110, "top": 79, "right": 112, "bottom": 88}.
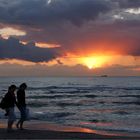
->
{"left": 113, "top": 14, "right": 124, "bottom": 20}
{"left": 47, "top": 0, "right": 52, "bottom": 5}
{"left": 0, "top": 27, "right": 26, "bottom": 39}
{"left": 125, "top": 8, "right": 140, "bottom": 15}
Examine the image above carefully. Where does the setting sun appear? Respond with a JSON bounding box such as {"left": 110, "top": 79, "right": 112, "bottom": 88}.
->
{"left": 82, "top": 56, "right": 111, "bottom": 69}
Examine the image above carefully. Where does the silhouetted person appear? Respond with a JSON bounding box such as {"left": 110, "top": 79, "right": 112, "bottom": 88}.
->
{"left": 4, "top": 85, "right": 17, "bottom": 132}
{"left": 16, "top": 83, "right": 27, "bottom": 130}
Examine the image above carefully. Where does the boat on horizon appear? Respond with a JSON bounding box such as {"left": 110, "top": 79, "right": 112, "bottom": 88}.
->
{"left": 101, "top": 75, "right": 108, "bottom": 77}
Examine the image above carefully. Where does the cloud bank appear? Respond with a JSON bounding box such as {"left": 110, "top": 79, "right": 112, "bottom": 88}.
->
{"left": 0, "top": 0, "right": 139, "bottom": 63}
{"left": 0, "top": 37, "right": 61, "bottom": 62}
{"left": 0, "top": 0, "right": 112, "bottom": 26}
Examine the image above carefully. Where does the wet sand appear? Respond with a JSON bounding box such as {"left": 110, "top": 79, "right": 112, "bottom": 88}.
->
{"left": 0, "top": 120, "right": 139, "bottom": 139}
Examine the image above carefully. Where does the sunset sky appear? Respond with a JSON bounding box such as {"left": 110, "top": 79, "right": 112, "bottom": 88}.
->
{"left": 0, "top": 0, "right": 140, "bottom": 76}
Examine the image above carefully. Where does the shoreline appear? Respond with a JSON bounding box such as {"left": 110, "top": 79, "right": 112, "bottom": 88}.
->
{"left": 0, "top": 119, "right": 139, "bottom": 139}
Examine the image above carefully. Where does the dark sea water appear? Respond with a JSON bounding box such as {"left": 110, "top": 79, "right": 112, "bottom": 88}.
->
{"left": 0, "top": 77, "right": 140, "bottom": 135}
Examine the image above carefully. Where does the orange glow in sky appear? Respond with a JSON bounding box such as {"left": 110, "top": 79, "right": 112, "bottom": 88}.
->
{"left": 0, "top": 54, "right": 139, "bottom": 70}
{"left": 81, "top": 56, "right": 111, "bottom": 69}
{"left": 35, "top": 42, "right": 60, "bottom": 48}
{"left": 0, "top": 59, "right": 35, "bottom": 66}
{"left": 21, "top": 41, "right": 60, "bottom": 48}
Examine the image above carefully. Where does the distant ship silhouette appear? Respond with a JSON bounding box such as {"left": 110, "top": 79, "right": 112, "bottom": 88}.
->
{"left": 101, "top": 75, "right": 108, "bottom": 77}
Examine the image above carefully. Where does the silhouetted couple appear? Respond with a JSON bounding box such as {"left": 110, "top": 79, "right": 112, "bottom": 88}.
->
{"left": 1, "top": 83, "right": 27, "bottom": 132}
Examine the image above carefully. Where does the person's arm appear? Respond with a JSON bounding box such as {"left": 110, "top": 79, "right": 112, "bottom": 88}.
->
{"left": 23, "top": 91, "right": 26, "bottom": 107}
{"left": 14, "top": 96, "right": 20, "bottom": 109}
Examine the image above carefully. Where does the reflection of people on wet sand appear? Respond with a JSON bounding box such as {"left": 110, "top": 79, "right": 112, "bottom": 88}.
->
{"left": 1, "top": 85, "right": 17, "bottom": 132}
{"left": 16, "top": 83, "right": 27, "bottom": 130}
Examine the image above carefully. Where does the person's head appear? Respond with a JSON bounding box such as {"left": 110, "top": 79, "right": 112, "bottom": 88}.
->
{"left": 19, "top": 83, "right": 27, "bottom": 90}
{"left": 8, "top": 85, "right": 17, "bottom": 93}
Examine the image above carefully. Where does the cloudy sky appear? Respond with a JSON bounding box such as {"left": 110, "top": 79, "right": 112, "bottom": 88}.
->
{"left": 0, "top": 0, "right": 140, "bottom": 76}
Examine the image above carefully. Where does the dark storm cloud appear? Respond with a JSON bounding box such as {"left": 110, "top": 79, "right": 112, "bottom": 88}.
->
{"left": 0, "top": 0, "right": 114, "bottom": 63}
{"left": 19, "top": 19, "right": 140, "bottom": 56}
{"left": 114, "top": 0, "right": 140, "bottom": 8}
{"left": 0, "top": 0, "right": 112, "bottom": 26}
{"left": 0, "top": 0, "right": 140, "bottom": 61}
{"left": 0, "top": 37, "right": 61, "bottom": 62}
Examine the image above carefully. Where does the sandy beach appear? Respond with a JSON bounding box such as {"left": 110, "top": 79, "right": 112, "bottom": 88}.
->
{"left": 0, "top": 120, "right": 139, "bottom": 139}
{"left": 0, "top": 128, "right": 132, "bottom": 140}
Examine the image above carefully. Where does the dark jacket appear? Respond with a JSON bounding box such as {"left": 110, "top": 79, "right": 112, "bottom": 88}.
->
{"left": 4, "top": 92, "right": 17, "bottom": 108}
{"left": 17, "top": 89, "right": 26, "bottom": 107}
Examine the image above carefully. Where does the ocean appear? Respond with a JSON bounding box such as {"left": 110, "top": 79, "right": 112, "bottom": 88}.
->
{"left": 0, "top": 76, "right": 140, "bottom": 135}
